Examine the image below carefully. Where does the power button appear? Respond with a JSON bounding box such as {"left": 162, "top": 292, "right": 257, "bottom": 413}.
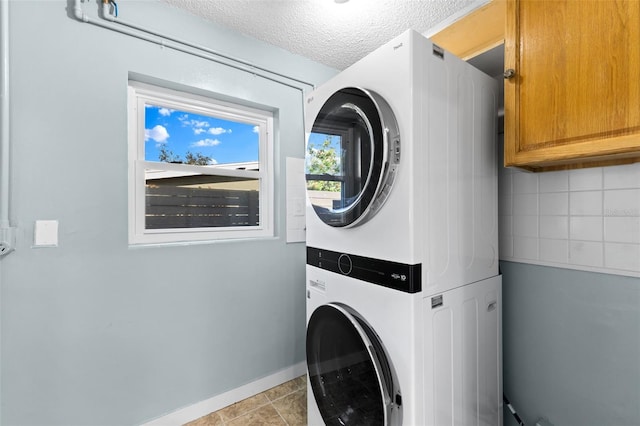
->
{"left": 337, "top": 254, "right": 353, "bottom": 275}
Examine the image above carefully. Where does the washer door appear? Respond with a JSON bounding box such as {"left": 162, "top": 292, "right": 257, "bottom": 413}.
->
{"left": 306, "top": 303, "right": 402, "bottom": 426}
{"left": 305, "top": 87, "right": 400, "bottom": 227}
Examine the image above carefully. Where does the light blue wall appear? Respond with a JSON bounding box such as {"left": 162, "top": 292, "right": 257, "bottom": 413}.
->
{"left": 1, "top": 1, "right": 336, "bottom": 424}
{"left": 501, "top": 261, "right": 640, "bottom": 426}
{"left": 5, "top": 3, "right": 639, "bottom": 425}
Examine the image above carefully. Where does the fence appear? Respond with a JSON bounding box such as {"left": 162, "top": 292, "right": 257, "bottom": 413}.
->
{"left": 145, "top": 186, "right": 259, "bottom": 229}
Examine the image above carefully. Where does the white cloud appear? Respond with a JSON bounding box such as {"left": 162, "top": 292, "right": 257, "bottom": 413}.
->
{"left": 191, "top": 120, "right": 210, "bottom": 128}
{"left": 179, "top": 116, "right": 209, "bottom": 128}
{"left": 145, "top": 125, "right": 170, "bottom": 143}
{"left": 158, "top": 107, "right": 173, "bottom": 117}
{"left": 253, "top": 126, "right": 259, "bottom": 133}
{"left": 208, "top": 127, "right": 229, "bottom": 135}
{"left": 191, "top": 138, "right": 221, "bottom": 147}
{"left": 178, "top": 114, "right": 214, "bottom": 136}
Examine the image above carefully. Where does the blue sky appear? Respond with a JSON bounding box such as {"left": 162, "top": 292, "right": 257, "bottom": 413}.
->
{"left": 144, "top": 104, "right": 259, "bottom": 165}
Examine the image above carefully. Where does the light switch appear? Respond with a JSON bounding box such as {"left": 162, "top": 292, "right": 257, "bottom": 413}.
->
{"left": 34, "top": 220, "right": 58, "bottom": 247}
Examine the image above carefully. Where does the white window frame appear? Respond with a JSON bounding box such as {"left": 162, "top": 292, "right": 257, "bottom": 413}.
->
{"left": 127, "top": 81, "right": 274, "bottom": 245}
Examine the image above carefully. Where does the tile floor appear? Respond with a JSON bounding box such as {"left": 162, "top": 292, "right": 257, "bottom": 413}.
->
{"left": 184, "top": 375, "right": 307, "bottom": 426}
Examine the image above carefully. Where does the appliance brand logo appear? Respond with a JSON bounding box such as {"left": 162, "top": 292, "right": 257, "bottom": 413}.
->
{"left": 391, "top": 273, "right": 407, "bottom": 281}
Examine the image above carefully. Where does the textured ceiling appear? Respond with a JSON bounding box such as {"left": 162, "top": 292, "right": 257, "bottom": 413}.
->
{"left": 162, "top": 0, "right": 485, "bottom": 70}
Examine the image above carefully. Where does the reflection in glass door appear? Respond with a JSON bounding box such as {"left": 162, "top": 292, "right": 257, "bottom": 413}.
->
{"left": 305, "top": 87, "right": 399, "bottom": 228}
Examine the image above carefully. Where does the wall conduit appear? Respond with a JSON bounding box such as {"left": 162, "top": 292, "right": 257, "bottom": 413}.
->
{"left": 72, "top": 0, "right": 316, "bottom": 92}
{"left": 0, "top": 0, "right": 16, "bottom": 257}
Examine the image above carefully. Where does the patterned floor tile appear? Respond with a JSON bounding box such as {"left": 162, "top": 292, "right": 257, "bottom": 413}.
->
{"left": 182, "top": 375, "right": 308, "bottom": 426}
{"left": 272, "top": 388, "right": 306, "bottom": 426}
{"left": 217, "top": 393, "right": 270, "bottom": 422}
{"left": 226, "top": 404, "right": 287, "bottom": 426}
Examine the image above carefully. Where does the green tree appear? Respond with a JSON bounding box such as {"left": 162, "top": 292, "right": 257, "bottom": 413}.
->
{"left": 307, "top": 136, "right": 340, "bottom": 192}
{"left": 158, "top": 146, "right": 181, "bottom": 163}
{"left": 185, "top": 151, "right": 212, "bottom": 165}
{"left": 158, "top": 146, "right": 212, "bottom": 165}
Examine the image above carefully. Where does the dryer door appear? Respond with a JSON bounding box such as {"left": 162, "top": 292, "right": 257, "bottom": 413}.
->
{"left": 305, "top": 87, "right": 400, "bottom": 227}
{"left": 306, "top": 303, "right": 402, "bottom": 426}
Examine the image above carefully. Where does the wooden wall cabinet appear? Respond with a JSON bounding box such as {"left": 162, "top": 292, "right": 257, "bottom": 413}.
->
{"left": 504, "top": 0, "right": 640, "bottom": 171}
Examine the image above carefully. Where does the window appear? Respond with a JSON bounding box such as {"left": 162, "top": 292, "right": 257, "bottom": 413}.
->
{"left": 128, "top": 81, "right": 274, "bottom": 244}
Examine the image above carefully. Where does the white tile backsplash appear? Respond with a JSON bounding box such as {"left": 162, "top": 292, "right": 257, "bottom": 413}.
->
{"left": 605, "top": 243, "right": 640, "bottom": 271}
{"left": 539, "top": 238, "right": 569, "bottom": 263}
{"left": 539, "top": 192, "right": 568, "bottom": 216}
{"left": 569, "top": 216, "right": 603, "bottom": 242}
{"left": 513, "top": 193, "right": 538, "bottom": 216}
{"left": 499, "top": 231, "right": 514, "bottom": 259}
{"left": 539, "top": 170, "right": 569, "bottom": 192}
{"left": 604, "top": 217, "right": 640, "bottom": 244}
{"left": 603, "top": 162, "right": 640, "bottom": 189}
{"left": 540, "top": 216, "right": 568, "bottom": 239}
{"left": 514, "top": 214, "right": 538, "bottom": 238}
{"left": 569, "top": 191, "right": 603, "bottom": 216}
{"left": 513, "top": 236, "right": 538, "bottom": 260}
{"left": 513, "top": 171, "right": 539, "bottom": 194}
{"left": 569, "top": 167, "right": 603, "bottom": 191}
{"left": 499, "top": 139, "right": 640, "bottom": 277}
{"left": 498, "top": 214, "right": 514, "bottom": 258}
{"left": 604, "top": 189, "right": 640, "bottom": 217}
{"left": 499, "top": 193, "right": 513, "bottom": 216}
{"left": 569, "top": 241, "right": 604, "bottom": 267}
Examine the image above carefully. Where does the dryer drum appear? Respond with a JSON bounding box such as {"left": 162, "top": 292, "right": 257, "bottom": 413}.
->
{"left": 306, "top": 303, "right": 402, "bottom": 426}
{"left": 305, "top": 87, "right": 400, "bottom": 228}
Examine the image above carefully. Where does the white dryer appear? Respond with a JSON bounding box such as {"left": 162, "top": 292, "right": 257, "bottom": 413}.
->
{"left": 304, "top": 29, "right": 500, "bottom": 296}
{"left": 305, "top": 29, "right": 503, "bottom": 425}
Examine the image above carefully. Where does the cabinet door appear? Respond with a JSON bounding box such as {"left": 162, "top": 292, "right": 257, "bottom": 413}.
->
{"left": 504, "top": 0, "right": 640, "bottom": 171}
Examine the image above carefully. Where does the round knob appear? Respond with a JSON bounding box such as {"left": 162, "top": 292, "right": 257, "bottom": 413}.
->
{"left": 503, "top": 68, "right": 516, "bottom": 79}
{"left": 337, "top": 254, "right": 353, "bottom": 275}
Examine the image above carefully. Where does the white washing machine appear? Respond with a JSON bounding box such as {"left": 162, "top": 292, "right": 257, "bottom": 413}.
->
{"left": 306, "top": 269, "right": 502, "bottom": 426}
{"left": 305, "top": 29, "right": 502, "bottom": 425}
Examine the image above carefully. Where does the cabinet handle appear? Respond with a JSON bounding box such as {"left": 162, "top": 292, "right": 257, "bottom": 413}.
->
{"left": 503, "top": 68, "right": 516, "bottom": 79}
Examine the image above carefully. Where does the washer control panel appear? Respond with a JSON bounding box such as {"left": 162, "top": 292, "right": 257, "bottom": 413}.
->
{"left": 306, "top": 246, "right": 422, "bottom": 294}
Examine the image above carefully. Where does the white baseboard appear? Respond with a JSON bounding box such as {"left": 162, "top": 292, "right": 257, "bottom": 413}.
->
{"left": 141, "top": 362, "right": 307, "bottom": 426}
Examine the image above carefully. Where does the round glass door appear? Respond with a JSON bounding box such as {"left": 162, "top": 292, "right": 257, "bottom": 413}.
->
{"left": 306, "top": 303, "right": 402, "bottom": 426}
{"left": 305, "top": 87, "right": 400, "bottom": 227}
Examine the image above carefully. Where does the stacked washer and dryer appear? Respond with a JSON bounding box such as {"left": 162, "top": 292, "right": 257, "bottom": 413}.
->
{"left": 304, "top": 30, "right": 502, "bottom": 426}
